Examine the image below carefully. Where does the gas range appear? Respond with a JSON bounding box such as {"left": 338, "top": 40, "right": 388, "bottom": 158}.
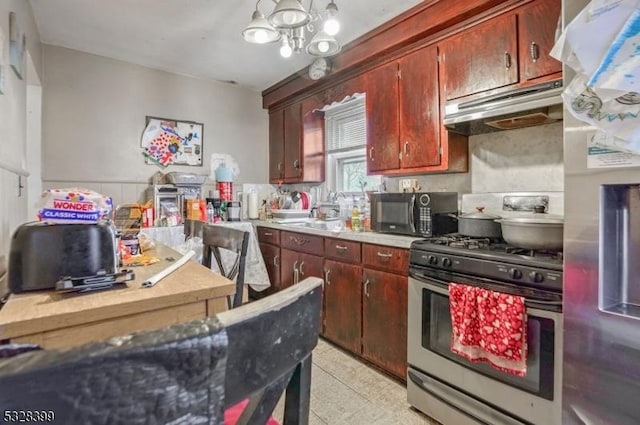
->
{"left": 410, "top": 234, "right": 563, "bottom": 293}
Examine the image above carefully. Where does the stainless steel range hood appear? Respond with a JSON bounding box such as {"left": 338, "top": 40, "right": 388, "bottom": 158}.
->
{"left": 443, "top": 79, "right": 564, "bottom": 135}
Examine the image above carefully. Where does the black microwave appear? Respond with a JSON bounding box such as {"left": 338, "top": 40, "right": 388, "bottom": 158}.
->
{"left": 370, "top": 192, "right": 458, "bottom": 237}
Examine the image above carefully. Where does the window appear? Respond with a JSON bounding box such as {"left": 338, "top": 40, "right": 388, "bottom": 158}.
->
{"left": 324, "top": 94, "right": 380, "bottom": 194}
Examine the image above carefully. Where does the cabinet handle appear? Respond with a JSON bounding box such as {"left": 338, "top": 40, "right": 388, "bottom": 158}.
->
{"left": 504, "top": 52, "right": 512, "bottom": 69}
{"left": 264, "top": 232, "right": 273, "bottom": 236}
{"left": 299, "top": 261, "right": 305, "bottom": 276}
{"left": 369, "top": 147, "right": 374, "bottom": 161}
{"left": 324, "top": 268, "right": 331, "bottom": 285}
{"left": 404, "top": 141, "right": 409, "bottom": 156}
{"left": 293, "top": 159, "right": 300, "bottom": 169}
{"left": 363, "top": 278, "right": 370, "bottom": 298}
{"left": 273, "top": 255, "right": 279, "bottom": 267}
{"left": 377, "top": 252, "right": 393, "bottom": 258}
{"left": 530, "top": 42, "right": 539, "bottom": 62}
{"left": 293, "top": 260, "right": 299, "bottom": 284}
{"left": 335, "top": 245, "right": 348, "bottom": 251}
{"left": 278, "top": 162, "right": 283, "bottom": 171}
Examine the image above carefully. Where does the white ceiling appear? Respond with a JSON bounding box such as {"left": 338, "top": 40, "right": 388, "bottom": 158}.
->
{"left": 29, "top": 0, "right": 423, "bottom": 92}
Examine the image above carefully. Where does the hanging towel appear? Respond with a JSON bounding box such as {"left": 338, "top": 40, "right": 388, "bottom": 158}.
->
{"left": 449, "top": 283, "right": 528, "bottom": 377}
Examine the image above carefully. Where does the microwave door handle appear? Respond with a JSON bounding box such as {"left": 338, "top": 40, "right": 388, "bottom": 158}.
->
{"left": 409, "top": 194, "right": 416, "bottom": 234}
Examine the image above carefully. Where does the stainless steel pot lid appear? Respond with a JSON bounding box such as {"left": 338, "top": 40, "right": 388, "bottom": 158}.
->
{"left": 460, "top": 206, "right": 501, "bottom": 220}
{"left": 497, "top": 216, "right": 563, "bottom": 225}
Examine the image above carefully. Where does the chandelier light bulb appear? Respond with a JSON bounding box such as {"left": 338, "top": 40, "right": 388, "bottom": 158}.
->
{"left": 282, "top": 11, "right": 297, "bottom": 26}
{"left": 323, "top": 18, "right": 340, "bottom": 36}
{"left": 254, "top": 29, "right": 268, "bottom": 44}
{"left": 280, "top": 37, "right": 293, "bottom": 58}
{"left": 317, "top": 41, "right": 330, "bottom": 53}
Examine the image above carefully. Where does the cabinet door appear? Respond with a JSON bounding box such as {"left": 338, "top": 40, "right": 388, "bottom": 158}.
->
{"left": 280, "top": 248, "right": 298, "bottom": 289}
{"left": 284, "top": 102, "right": 302, "bottom": 181}
{"left": 297, "top": 252, "right": 324, "bottom": 281}
{"left": 324, "top": 260, "right": 362, "bottom": 353}
{"left": 440, "top": 13, "right": 518, "bottom": 100}
{"left": 519, "top": 0, "right": 562, "bottom": 81}
{"left": 399, "top": 45, "right": 440, "bottom": 169}
{"left": 365, "top": 61, "right": 400, "bottom": 172}
{"left": 301, "top": 97, "right": 325, "bottom": 183}
{"left": 259, "top": 242, "right": 281, "bottom": 291}
{"left": 268, "top": 110, "right": 285, "bottom": 183}
{"left": 362, "top": 268, "right": 408, "bottom": 379}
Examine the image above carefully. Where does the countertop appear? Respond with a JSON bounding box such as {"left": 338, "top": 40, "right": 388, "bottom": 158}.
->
{"left": 252, "top": 220, "right": 422, "bottom": 249}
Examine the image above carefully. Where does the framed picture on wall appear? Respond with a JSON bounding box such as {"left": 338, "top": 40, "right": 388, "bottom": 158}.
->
{"left": 9, "top": 12, "right": 26, "bottom": 80}
{"left": 140, "top": 116, "right": 204, "bottom": 167}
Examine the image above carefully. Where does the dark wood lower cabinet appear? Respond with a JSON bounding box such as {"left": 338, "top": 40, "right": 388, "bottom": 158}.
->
{"left": 259, "top": 242, "right": 280, "bottom": 292}
{"left": 362, "top": 268, "right": 408, "bottom": 380}
{"left": 281, "top": 248, "right": 324, "bottom": 289}
{"left": 323, "top": 259, "right": 362, "bottom": 353}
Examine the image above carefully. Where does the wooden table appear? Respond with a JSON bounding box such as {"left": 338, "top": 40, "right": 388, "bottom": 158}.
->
{"left": 0, "top": 244, "right": 235, "bottom": 350}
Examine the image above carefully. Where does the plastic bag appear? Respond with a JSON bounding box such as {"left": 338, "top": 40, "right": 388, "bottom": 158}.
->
{"left": 551, "top": 0, "right": 640, "bottom": 152}
{"left": 38, "top": 188, "right": 112, "bottom": 224}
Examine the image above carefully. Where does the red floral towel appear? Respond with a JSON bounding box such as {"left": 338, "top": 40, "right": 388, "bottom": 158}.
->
{"left": 449, "top": 283, "right": 528, "bottom": 376}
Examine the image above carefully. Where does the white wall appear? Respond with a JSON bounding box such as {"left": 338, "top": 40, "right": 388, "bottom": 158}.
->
{"left": 0, "top": 1, "right": 42, "bottom": 260}
{"left": 41, "top": 45, "right": 269, "bottom": 205}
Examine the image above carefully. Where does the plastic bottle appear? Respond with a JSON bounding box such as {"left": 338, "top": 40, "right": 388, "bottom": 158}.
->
{"left": 351, "top": 203, "right": 360, "bottom": 232}
{"left": 206, "top": 202, "right": 215, "bottom": 224}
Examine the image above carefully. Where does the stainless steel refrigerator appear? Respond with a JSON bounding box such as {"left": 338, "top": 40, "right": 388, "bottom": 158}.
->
{"left": 562, "top": 2, "right": 640, "bottom": 424}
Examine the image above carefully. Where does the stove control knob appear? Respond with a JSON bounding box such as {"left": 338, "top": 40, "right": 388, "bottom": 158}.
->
{"left": 529, "top": 271, "right": 545, "bottom": 283}
{"left": 442, "top": 257, "right": 452, "bottom": 268}
{"left": 509, "top": 268, "right": 523, "bottom": 279}
{"left": 428, "top": 255, "right": 438, "bottom": 265}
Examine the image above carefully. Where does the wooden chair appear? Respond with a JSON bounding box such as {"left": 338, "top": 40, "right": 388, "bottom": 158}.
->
{"left": 202, "top": 224, "right": 250, "bottom": 309}
{"left": 0, "top": 276, "right": 324, "bottom": 425}
{"left": 183, "top": 218, "right": 205, "bottom": 241}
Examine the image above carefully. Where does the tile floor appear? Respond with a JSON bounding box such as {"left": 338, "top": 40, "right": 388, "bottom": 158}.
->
{"left": 274, "top": 338, "right": 441, "bottom": 425}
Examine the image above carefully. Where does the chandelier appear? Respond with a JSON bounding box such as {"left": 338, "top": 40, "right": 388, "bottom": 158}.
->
{"left": 242, "top": 0, "right": 341, "bottom": 58}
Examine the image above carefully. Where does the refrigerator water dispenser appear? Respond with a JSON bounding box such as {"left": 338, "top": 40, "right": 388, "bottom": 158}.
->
{"left": 600, "top": 183, "right": 640, "bottom": 319}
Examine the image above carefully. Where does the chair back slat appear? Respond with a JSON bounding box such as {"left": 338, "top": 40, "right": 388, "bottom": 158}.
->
{"left": 202, "top": 225, "right": 250, "bottom": 309}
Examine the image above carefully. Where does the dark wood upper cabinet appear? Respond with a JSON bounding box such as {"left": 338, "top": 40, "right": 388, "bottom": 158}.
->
{"left": 398, "top": 44, "right": 440, "bottom": 169}
{"left": 268, "top": 110, "right": 285, "bottom": 182}
{"left": 439, "top": 13, "right": 519, "bottom": 101}
{"left": 283, "top": 102, "right": 302, "bottom": 181}
{"left": 365, "top": 61, "right": 400, "bottom": 172}
{"left": 269, "top": 99, "right": 324, "bottom": 184}
{"left": 365, "top": 44, "right": 461, "bottom": 175}
{"left": 518, "top": 0, "right": 562, "bottom": 81}
{"left": 440, "top": 0, "right": 561, "bottom": 101}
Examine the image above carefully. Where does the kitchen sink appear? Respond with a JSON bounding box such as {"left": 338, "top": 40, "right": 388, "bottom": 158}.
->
{"left": 304, "top": 219, "right": 343, "bottom": 231}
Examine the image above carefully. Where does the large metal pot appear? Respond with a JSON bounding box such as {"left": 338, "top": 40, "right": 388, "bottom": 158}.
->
{"left": 457, "top": 207, "right": 502, "bottom": 238}
{"left": 497, "top": 215, "right": 564, "bottom": 250}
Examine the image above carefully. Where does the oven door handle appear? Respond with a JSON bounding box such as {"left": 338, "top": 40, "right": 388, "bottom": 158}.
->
{"left": 411, "top": 273, "right": 563, "bottom": 311}
{"left": 408, "top": 369, "right": 528, "bottom": 425}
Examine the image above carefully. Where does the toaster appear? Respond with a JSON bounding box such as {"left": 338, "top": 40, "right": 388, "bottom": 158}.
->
{"left": 8, "top": 222, "right": 119, "bottom": 293}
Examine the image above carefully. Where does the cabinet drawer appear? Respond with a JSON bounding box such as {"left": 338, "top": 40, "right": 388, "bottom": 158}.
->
{"left": 362, "top": 244, "right": 409, "bottom": 275}
{"left": 281, "top": 231, "right": 323, "bottom": 256}
{"left": 257, "top": 227, "right": 280, "bottom": 245}
{"left": 324, "top": 238, "right": 361, "bottom": 263}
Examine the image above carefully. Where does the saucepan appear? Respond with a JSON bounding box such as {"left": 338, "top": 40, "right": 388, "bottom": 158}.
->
{"left": 496, "top": 207, "right": 564, "bottom": 250}
{"left": 453, "top": 207, "right": 502, "bottom": 238}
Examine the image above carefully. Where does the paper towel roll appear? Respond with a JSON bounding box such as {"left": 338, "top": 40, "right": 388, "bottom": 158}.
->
{"left": 248, "top": 192, "right": 259, "bottom": 219}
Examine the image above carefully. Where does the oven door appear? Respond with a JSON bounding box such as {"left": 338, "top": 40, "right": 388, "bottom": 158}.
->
{"left": 407, "top": 269, "right": 563, "bottom": 425}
